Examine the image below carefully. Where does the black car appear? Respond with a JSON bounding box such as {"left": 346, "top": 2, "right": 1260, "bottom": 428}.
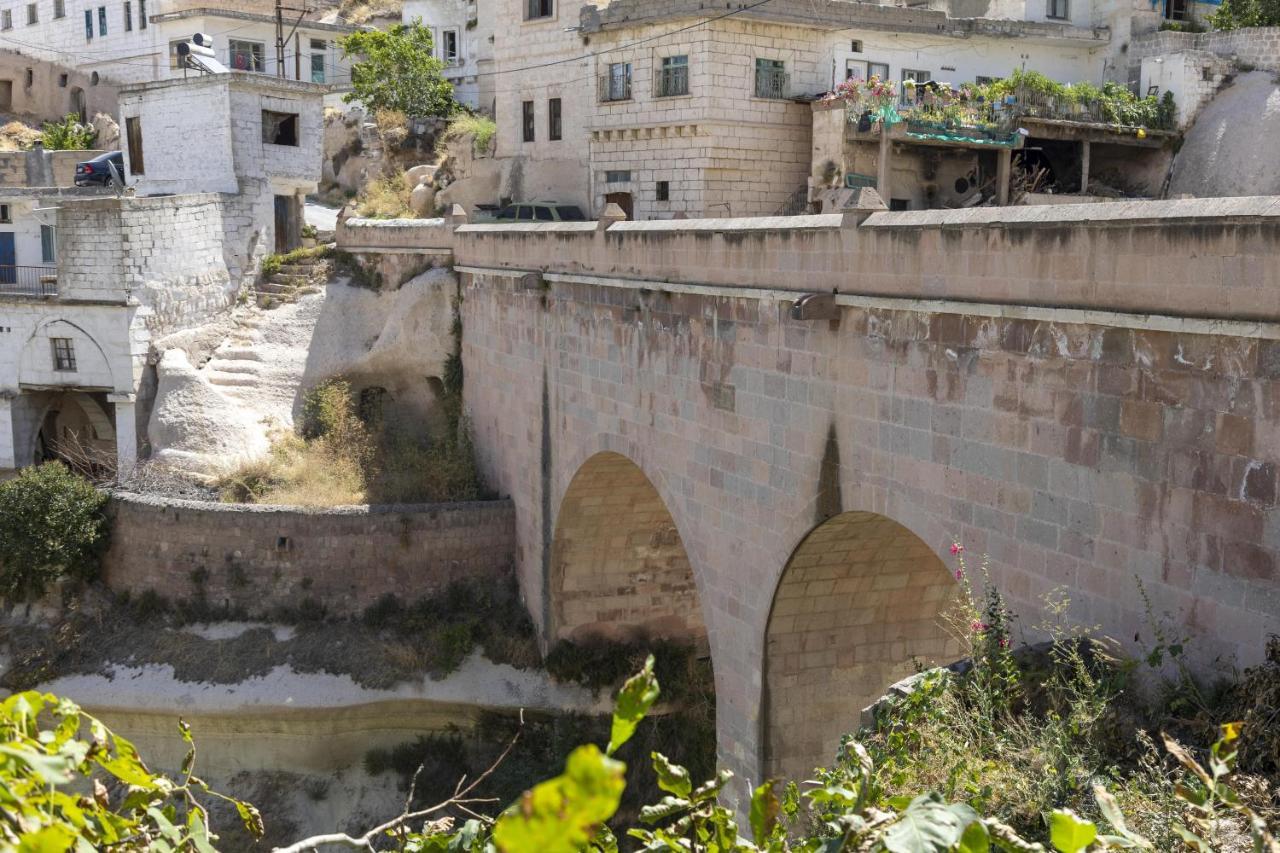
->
{"left": 74, "top": 151, "right": 124, "bottom": 186}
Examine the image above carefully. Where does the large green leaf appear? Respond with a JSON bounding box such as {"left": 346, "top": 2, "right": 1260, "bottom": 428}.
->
{"left": 1048, "top": 810, "right": 1097, "bottom": 853}
{"left": 652, "top": 752, "right": 692, "bottom": 798}
{"left": 881, "top": 794, "right": 979, "bottom": 853}
{"left": 492, "top": 745, "right": 627, "bottom": 853}
{"left": 749, "top": 780, "right": 780, "bottom": 842}
{"left": 608, "top": 655, "right": 660, "bottom": 756}
{"left": 956, "top": 820, "right": 990, "bottom": 853}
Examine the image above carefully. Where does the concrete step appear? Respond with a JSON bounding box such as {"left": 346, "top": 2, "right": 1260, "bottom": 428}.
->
{"left": 278, "top": 263, "right": 320, "bottom": 274}
{"left": 205, "top": 359, "right": 261, "bottom": 376}
{"left": 216, "top": 346, "right": 265, "bottom": 361}
{"left": 205, "top": 370, "right": 259, "bottom": 387}
{"left": 257, "top": 282, "right": 295, "bottom": 294}
{"left": 270, "top": 273, "right": 310, "bottom": 285}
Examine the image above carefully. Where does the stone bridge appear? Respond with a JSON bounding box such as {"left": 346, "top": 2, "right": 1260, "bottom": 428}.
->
{"left": 346, "top": 198, "right": 1280, "bottom": 804}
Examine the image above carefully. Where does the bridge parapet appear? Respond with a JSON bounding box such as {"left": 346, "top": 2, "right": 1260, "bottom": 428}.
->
{"left": 446, "top": 196, "right": 1280, "bottom": 322}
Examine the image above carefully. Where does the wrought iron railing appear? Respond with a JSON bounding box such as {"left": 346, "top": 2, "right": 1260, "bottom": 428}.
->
{"left": 754, "top": 68, "right": 790, "bottom": 100}
{"left": 0, "top": 265, "right": 56, "bottom": 297}
{"left": 655, "top": 65, "right": 689, "bottom": 98}
{"left": 598, "top": 71, "right": 632, "bottom": 103}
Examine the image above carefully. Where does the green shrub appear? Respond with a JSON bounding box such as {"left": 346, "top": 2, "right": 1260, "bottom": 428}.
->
{"left": 39, "top": 114, "right": 96, "bottom": 150}
{"left": 442, "top": 113, "right": 497, "bottom": 156}
{"left": 0, "top": 462, "right": 108, "bottom": 600}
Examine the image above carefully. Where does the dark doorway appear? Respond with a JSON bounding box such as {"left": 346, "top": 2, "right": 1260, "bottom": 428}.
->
{"left": 605, "top": 191, "right": 633, "bottom": 220}
{"left": 273, "top": 194, "right": 298, "bottom": 253}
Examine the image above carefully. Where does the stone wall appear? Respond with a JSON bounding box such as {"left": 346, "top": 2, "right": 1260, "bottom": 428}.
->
{"left": 1130, "top": 27, "right": 1280, "bottom": 73}
{"left": 337, "top": 217, "right": 453, "bottom": 251}
{"left": 102, "top": 492, "right": 518, "bottom": 614}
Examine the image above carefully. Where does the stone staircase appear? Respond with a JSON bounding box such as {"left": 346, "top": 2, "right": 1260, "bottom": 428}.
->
{"left": 254, "top": 255, "right": 326, "bottom": 310}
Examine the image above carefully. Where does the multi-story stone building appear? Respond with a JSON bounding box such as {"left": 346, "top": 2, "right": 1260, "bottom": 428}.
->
{"left": 0, "top": 0, "right": 354, "bottom": 93}
{"left": 491, "top": 0, "right": 1145, "bottom": 220}
{"left": 0, "top": 71, "right": 322, "bottom": 477}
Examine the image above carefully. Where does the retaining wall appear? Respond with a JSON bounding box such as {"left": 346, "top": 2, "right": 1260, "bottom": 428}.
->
{"left": 102, "top": 492, "right": 517, "bottom": 614}
{"left": 1130, "top": 27, "right": 1280, "bottom": 71}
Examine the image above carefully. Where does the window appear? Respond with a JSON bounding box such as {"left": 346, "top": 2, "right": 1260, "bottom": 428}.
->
{"left": 441, "top": 28, "right": 458, "bottom": 63}
{"left": 975, "top": 75, "right": 995, "bottom": 86}
{"left": 262, "top": 110, "right": 298, "bottom": 146}
{"left": 601, "top": 61, "right": 631, "bottom": 102}
{"left": 97, "top": 6, "right": 106, "bottom": 35}
{"left": 125, "top": 116, "right": 143, "bottom": 175}
{"left": 604, "top": 170, "right": 631, "bottom": 183}
{"left": 901, "top": 68, "right": 930, "bottom": 105}
{"left": 525, "top": 0, "right": 552, "bottom": 19}
{"left": 229, "top": 39, "right": 265, "bottom": 72}
{"left": 850, "top": 39, "right": 863, "bottom": 52}
{"left": 845, "top": 59, "right": 866, "bottom": 81}
{"left": 1047, "top": 0, "right": 1068, "bottom": 18}
{"left": 2, "top": 11, "right": 12, "bottom": 30}
{"left": 548, "top": 97, "right": 561, "bottom": 141}
{"left": 51, "top": 338, "right": 76, "bottom": 372}
{"left": 656, "top": 181, "right": 669, "bottom": 202}
{"left": 310, "top": 38, "right": 325, "bottom": 82}
{"left": 534, "top": 206, "right": 553, "bottom": 221}
{"left": 869, "top": 61, "right": 889, "bottom": 80}
{"left": 123, "top": 0, "right": 130, "bottom": 30}
{"left": 754, "top": 58, "right": 787, "bottom": 99}
{"left": 83, "top": 8, "right": 91, "bottom": 38}
{"left": 53, "top": 0, "right": 64, "bottom": 18}
{"left": 516, "top": 206, "right": 533, "bottom": 220}
{"left": 521, "top": 100, "right": 534, "bottom": 142}
{"left": 24, "top": 68, "right": 31, "bottom": 87}
{"left": 0, "top": 204, "right": 10, "bottom": 223}
{"left": 1164, "top": 0, "right": 1188, "bottom": 18}
{"left": 169, "top": 39, "right": 185, "bottom": 68}
{"left": 58, "top": 72, "right": 66, "bottom": 87}
{"left": 40, "top": 224, "right": 54, "bottom": 263}
{"left": 137, "top": 0, "right": 144, "bottom": 28}
{"left": 656, "top": 54, "right": 688, "bottom": 97}
{"left": 25, "top": 3, "right": 35, "bottom": 24}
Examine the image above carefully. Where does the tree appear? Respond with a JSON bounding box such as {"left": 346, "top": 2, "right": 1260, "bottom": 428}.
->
{"left": 339, "top": 21, "right": 455, "bottom": 118}
{"left": 0, "top": 461, "right": 109, "bottom": 600}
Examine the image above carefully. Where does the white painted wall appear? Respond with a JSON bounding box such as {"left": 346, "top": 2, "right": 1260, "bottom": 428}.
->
{"left": 402, "top": 0, "right": 492, "bottom": 111}
{"left": 0, "top": 198, "right": 56, "bottom": 269}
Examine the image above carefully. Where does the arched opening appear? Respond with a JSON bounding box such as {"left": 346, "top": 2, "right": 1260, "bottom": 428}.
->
{"left": 550, "top": 451, "right": 705, "bottom": 648}
{"left": 763, "top": 511, "right": 961, "bottom": 781}
{"left": 28, "top": 390, "right": 116, "bottom": 475}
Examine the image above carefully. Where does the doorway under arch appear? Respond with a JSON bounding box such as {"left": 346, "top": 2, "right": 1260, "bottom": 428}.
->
{"left": 30, "top": 390, "right": 116, "bottom": 473}
{"left": 549, "top": 451, "right": 705, "bottom": 648}
{"left": 762, "top": 511, "right": 961, "bottom": 781}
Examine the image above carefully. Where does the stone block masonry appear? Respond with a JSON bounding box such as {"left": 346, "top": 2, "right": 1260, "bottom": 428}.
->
{"left": 102, "top": 493, "right": 517, "bottom": 615}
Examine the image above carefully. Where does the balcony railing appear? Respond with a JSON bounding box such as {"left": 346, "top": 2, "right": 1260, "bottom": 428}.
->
{"left": 655, "top": 65, "right": 689, "bottom": 98}
{"left": 0, "top": 265, "right": 56, "bottom": 297}
{"left": 754, "top": 68, "right": 791, "bottom": 100}
{"left": 598, "top": 72, "right": 632, "bottom": 103}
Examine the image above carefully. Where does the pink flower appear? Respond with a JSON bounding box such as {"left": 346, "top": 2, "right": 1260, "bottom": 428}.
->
{"left": 971, "top": 620, "right": 989, "bottom": 633}
{"left": 950, "top": 543, "right": 964, "bottom": 555}
{"left": 999, "top": 637, "right": 1010, "bottom": 648}
{"left": 954, "top": 569, "right": 964, "bottom": 581}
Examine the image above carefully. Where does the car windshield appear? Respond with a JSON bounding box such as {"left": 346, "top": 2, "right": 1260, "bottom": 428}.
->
{"left": 556, "top": 206, "right": 586, "bottom": 221}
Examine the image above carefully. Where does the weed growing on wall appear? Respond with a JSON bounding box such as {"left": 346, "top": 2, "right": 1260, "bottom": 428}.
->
{"left": 0, "top": 462, "right": 108, "bottom": 601}
{"left": 39, "top": 114, "right": 96, "bottom": 150}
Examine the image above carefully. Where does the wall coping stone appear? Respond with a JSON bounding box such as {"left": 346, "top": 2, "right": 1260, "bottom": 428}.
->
{"left": 109, "top": 490, "right": 513, "bottom": 518}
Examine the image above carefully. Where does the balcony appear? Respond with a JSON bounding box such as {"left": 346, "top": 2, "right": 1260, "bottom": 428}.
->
{"left": 654, "top": 65, "right": 689, "bottom": 98}
{"left": 754, "top": 68, "right": 791, "bottom": 100}
{"left": 0, "top": 265, "right": 57, "bottom": 298}
{"left": 598, "top": 71, "right": 632, "bottom": 103}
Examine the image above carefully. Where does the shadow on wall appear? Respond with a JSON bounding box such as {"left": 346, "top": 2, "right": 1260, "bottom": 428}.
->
{"left": 1168, "top": 71, "right": 1280, "bottom": 198}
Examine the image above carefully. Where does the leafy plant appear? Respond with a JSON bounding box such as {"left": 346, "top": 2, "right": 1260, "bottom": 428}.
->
{"left": 39, "top": 114, "right": 96, "bottom": 150}
{"left": 0, "top": 691, "right": 261, "bottom": 849}
{"left": 339, "top": 20, "right": 456, "bottom": 118}
{"left": 0, "top": 461, "right": 108, "bottom": 600}
{"left": 443, "top": 113, "right": 497, "bottom": 156}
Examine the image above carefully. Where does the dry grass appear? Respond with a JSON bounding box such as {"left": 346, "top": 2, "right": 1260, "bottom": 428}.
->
{"left": 0, "top": 121, "right": 42, "bottom": 152}
{"left": 337, "top": 0, "right": 400, "bottom": 24}
{"left": 354, "top": 173, "right": 416, "bottom": 219}
{"left": 216, "top": 434, "right": 368, "bottom": 506}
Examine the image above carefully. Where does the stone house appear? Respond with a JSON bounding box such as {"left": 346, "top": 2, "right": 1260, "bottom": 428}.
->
{"left": 0, "top": 72, "right": 322, "bottom": 477}
{"left": 490, "top": 0, "right": 1159, "bottom": 220}
{"left": 402, "top": 0, "right": 495, "bottom": 112}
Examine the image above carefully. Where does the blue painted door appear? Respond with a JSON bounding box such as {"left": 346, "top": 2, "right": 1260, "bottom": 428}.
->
{"left": 0, "top": 233, "right": 15, "bottom": 284}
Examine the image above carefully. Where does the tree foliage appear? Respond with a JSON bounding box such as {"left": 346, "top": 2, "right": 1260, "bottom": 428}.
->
{"left": 1209, "top": 0, "right": 1280, "bottom": 30}
{"left": 0, "top": 691, "right": 261, "bottom": 850}
{"left": 39, "top": 114, "right": 97, "bottom": 150}
{"left": 0, "top": 461, "right": 108, "bottom": 600}
{"left": 339, "top": 21, "right": 455, "bottom": 118}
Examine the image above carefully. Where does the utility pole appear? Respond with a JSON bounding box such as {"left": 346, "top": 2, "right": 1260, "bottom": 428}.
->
{"left": 275, "top": 0, "right": 284, "bottom": 77}
{"left": 275, "top": 0, "right": 312, "bottom": 79}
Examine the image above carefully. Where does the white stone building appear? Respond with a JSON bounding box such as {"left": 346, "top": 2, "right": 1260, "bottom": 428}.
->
{"left": 402, "top": 0, "right": 495, "bottom": 112}
{"left": 0, "top": 0, "right": 355, "bottom": 90}
{"left": 492, "top": 0, "right": 1120, "bottom": 221}
{"left": 0, "top": 72, "right": 322, "bottom": 477}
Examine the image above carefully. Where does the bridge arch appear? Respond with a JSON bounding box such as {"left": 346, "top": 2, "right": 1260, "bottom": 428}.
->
{"left": 550, "top": 450, "right": 706, "bottom": 648}
{"left": 762, "top": 510, "right": 961, "bottom": 782}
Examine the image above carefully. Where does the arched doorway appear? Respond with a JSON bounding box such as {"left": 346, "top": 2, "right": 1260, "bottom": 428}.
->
{"left": 32, "top": 391, "right": 116, "bottom": 474}
{"left": 550, "top": 451, "right": 705, "bottom": 648}
{"left": 762, "top": 511, "right": 960, "bottom": 781}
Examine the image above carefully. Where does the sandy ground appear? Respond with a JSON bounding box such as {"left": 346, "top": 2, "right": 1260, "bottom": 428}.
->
{"left": 305, "top": 200, "right": 341, "bottom": 233}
